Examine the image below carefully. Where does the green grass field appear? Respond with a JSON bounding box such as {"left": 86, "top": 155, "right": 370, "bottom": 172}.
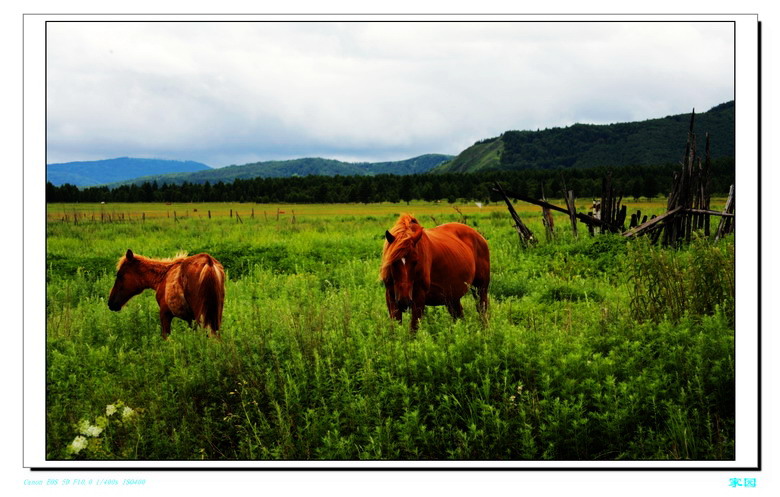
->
{"left": 45, "top": 200, "right": 734, "bottom": 461}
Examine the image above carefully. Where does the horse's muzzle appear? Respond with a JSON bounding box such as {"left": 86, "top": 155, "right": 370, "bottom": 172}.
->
{"left": 396, "top": 297, "right": 412, "bottom": 312}
{"left": 108, "top": 301, "right": 121, "bottom": 312}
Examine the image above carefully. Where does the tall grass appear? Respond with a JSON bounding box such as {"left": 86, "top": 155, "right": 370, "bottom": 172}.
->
{"left": 628, "top": 235, "right": 735, "bottom": 323}
{"left": 45, "top": 202, "right": 735, "bottom": 460}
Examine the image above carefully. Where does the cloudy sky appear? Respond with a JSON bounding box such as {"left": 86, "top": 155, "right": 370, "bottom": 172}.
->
{"left": 46, "top": 21, "right": 734, "bottom": 167}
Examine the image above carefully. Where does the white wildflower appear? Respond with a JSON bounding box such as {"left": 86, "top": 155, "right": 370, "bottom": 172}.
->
{"left": 122, "top": 406, "right": 135, "bottom": 421}
{"left": 85, "top": 425, "right": 103, "bottom": 437}
{"left": 69, "top": 436, "right": 88, "bottom": 454}
{"left": 77, "top": 419, "right": 92, "bottom": 436}
{"left": 105, "top": 404, "right": 117, "bottom": 416}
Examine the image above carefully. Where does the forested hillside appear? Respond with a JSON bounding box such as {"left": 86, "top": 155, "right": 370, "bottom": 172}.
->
{"left": 104, "top": 154, "right": 453, "bottom": 188}
{"left": 433, "top": 102, "right": 734, "bottom": 173}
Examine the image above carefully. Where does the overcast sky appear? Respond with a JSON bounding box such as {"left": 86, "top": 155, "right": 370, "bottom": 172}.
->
{"left": 46, "top": 21, "right": 734, "bottom": 167}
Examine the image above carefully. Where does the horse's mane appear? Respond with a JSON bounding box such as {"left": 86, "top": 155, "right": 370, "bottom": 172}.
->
{"left": 380, "top": 214, "right": 422, "bottom": 280}
{"left": 116, "top": 251, "right": 188, "bottom": 271}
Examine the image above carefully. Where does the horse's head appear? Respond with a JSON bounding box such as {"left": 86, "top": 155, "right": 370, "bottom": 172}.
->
{"left": 108, "top": 249, "right": 146, "bottom": 311}
{"left": 382, "top": 216, "right": 424, "bottom": 311}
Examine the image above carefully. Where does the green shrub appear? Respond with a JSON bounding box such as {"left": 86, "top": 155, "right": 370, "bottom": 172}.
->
{"left": 627, "top": 235, "right": 734, "bottom": 323}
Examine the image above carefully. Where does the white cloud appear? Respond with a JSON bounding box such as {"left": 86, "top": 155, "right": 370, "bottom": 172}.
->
{"left": 46, "top": 21, "right": 734, "bottom": 166}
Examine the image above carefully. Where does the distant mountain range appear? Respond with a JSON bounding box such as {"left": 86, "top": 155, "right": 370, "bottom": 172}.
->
{"left": 48, "top": 101, "right": 734, "bottom": 189}
{"left": 46, "top": 157, "right": 212, "bottom": 187}
{"left": 431, "top": 101, "right": 734, "bottom": 174}
{"left": 100, "top": 154, "right": 453, "bottom": 188}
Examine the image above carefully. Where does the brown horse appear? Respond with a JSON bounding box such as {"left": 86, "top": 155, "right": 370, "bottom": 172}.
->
{"left": 380, "top": 214, "right": 490, "bottom": 331}
{"left": 108, "top": 250, "right": 225, "bottom": 339}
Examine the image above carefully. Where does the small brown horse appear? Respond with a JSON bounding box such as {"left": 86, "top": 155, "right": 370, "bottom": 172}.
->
{"left": 380, "top": 214, "right": 490, "bottom": 331}
{"left": 108, "top": 250, "right": 225, "bottom": 339}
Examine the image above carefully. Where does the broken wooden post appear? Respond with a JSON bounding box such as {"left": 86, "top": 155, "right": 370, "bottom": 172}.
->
{"left": 629, "top": 209, "right": 643, "bottom": 229}
{"left": 493, "top": 181, "right": 536, "bottom": 247}
{"left": 540, "top": 184, "right": 554, "bottom": 241}
{"left": 617, "top": 204, "right": 627, "bottom": 230}
{"left": 564, "top": 190, "right": 578, "bottom": 238}
{"left": 714, "top": 185, "right": 735, "bottom": 241}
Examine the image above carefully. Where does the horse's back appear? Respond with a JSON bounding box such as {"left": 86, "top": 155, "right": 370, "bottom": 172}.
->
{"left": 428, "top": 223, "right": 490, "bottom": 284}
{"left": 428, "top": 223, "right": 489, "bottom": 260}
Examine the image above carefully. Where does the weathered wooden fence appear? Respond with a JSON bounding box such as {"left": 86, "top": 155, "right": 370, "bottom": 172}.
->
{"left": 494, "top": 109, "right": 735, "bottom": 247}
{"left": 53, "top": 207, "right": 300, "bottom": 224}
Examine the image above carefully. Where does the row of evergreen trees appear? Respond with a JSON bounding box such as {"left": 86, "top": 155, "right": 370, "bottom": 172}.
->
{"left": 46, "top": 159, "right": 734, "bottom": 204}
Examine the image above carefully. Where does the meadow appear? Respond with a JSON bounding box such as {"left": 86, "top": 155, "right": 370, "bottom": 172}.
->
{"left": 45, "top": 199, "right": 735, "bottom": 461}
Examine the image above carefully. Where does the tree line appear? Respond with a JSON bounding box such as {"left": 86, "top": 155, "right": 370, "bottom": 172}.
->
{"left": 46, "top": 159, "right": 735, "bottom": 204}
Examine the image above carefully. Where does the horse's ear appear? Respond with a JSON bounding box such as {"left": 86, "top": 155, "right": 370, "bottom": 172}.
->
{"left": 411, "top": 228, "right": 424, "bottom": 244}
{"left": 126, "top": 249, "right": 134, "bottom": 260}
{"left": 385, "top": 231, "right": 396, "bottom": 244}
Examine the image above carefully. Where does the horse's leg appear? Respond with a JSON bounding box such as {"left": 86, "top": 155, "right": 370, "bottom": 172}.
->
{"left": 410, "top": 303, "right": 423, "bottom": 332}
{"left": 477, "top": 285, "right": 489, "bottom": 315}
{"left": 159, "top": 309, "right": 173, "bottom": 340}
{"left": 473, "top": 283, "right": 489, "bottom": 326}
{"left": 409, "top": 290, "right": 427, "bottom": 332}
{"left": 471, "top": 275, "right": 490, "bottom": 315}
{"left": 472, "top": 239, "right": 491, "bottom": 321}
{"left": 207, "top": 322, "right": 221, "bottom": 340}
{"left": 385, "top": 286, "right": 402, "bottom": 323}
{"left": 447, "top": 299, "right": 464, "bottom": 320}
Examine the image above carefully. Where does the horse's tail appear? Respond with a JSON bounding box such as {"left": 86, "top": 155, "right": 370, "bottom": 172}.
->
{"left": 195, "top": 258, "right": 225, "bottom": 335}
